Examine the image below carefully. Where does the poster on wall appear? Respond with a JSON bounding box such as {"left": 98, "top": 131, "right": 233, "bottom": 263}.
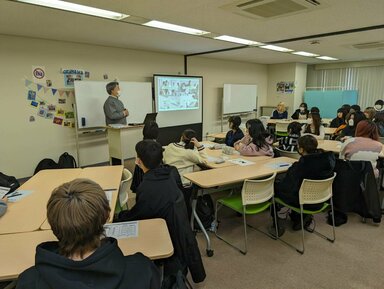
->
{"left": 62, "top": 69, "right": 84, "bottom": 87}
{"left": 276, "top": 81, "right": 295, "bottom": 94}
{"left": 32, "top": 66, "right": 46, "bottom": 83}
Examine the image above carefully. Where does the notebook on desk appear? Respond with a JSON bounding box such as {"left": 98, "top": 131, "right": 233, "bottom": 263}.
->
{"left": 128, "top": 113, "right": 157, "bottom": 126}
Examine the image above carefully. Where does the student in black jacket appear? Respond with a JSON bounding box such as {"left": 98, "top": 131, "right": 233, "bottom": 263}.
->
{"left": 118, "top": 140, "right": 206, "bottom": 286}
{"left": 16, "top": 179, "right": 160, "bottom": 289}
{"left": 225, "top": 116, "right": 244, "bottom": 147}
{"left": 291, "top": 102, "right": 309, "bottom": 120}
{"left": 273, "top": 135, "right": 336, "bottom": 234}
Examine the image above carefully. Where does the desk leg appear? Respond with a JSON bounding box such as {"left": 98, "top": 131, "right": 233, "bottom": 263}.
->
{"left": 191, "top": 186, "right": 214, "bottom": 257}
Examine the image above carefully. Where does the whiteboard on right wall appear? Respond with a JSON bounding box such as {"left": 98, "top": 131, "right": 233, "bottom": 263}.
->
{"left": 223, "top": 84, "right": 257, "bottom": 114}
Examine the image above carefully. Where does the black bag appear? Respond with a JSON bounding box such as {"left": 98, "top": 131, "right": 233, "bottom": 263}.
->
{"left": 34, "top": 159, "right": 60, "bottom": 175}
{"left": 194, "top": 194, "right": 215, "bottom": 230}
{"left": 58, "top": 152, "right": 77, "bottom": 168}
{"left": 0, "top": 172, "right": 20, "bottom": 193}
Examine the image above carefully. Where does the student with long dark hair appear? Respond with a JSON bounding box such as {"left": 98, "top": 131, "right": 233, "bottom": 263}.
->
{"left": 234, "top": 119, "right": 274, "bottom": 156}
{"left": 330, "top": 108, "right": 346, "bottom": 128}
{"left": 301, "top": 112, "right": 325, "bottom": 139}
{"left": 336, "top": 111, "right": 366, "bottom": 140}
{"left": 291, "top": 103, "right": 309, "bottom": 120}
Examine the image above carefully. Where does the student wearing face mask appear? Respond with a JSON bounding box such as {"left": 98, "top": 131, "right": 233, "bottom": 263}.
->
{"left": 103, "top": 81, "right": 129, "bottom": 125}
{"left": 301, "top": 112, "right": 325, "bottom": 140}
{"left": 291, "top": 102, "right": 309, "bottom": 120}
{"left": 374, "top": 100, "right": 384, "bottom": 115}
{"left": 336, "top": 111, "right": 366, "bottom": 141}
{"left": 330, "top": 108, "right": 347, "bottom": 128}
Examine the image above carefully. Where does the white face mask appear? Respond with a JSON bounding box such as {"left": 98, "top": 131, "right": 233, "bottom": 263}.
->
{"left": 375, "top": 105, "right": 382, "bottom": 111}
{"left": 307, "top": 118, "right": 312, "bottom": 124}
{"left": 300, "top": 107, "right": 305, "bottom": 112}
{"left": 348, "top": 119, "right": 354, "bottom": 126}
{"left": 116, "top": 90, "right": 121, "bottom": 97}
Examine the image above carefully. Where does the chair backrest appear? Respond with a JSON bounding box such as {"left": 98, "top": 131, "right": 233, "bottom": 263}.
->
{"left": 259, "top": 116, "right": 270, "bottom": 129}
{"left": 274, "top": 147, "right": 301, "bottom": 160}
{"left": 119, "top": 168, "right": 133, "bottom": 207}
{"left": 275, "top": 121, "right": 289, "bottom": 133}
{"left": 241, "top": 172, "right": 277, "bottom": 206}
{"left": 299, "top": 172, "right": 337, "bottom": 205}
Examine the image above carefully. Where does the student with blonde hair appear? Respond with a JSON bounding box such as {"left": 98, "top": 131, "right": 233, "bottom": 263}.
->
{"left": 16, "top": 178, "right": 160, "bottom": 289}
{"left": 271, "top": 102, "right": 288, "bottom": 119}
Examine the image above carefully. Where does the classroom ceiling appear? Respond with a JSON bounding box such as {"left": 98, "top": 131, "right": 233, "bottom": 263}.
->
{"left": 0, "top": 0, "right": 383, "bottom": 64}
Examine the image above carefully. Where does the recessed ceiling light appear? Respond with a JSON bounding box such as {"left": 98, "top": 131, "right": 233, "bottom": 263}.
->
{"left": 214, "top": 35, "right": 263, "bottom": 46}
{"left": 15, "top": 0, "right": 129, "bottom": 20}
{"left": 292, "top": 51, "right": 320, "bottom": 57}
{"left": 143, "top": 20, "right": 209, "bottom": 35}
{"left": 316, "top": 56, "right": 339, "bottom": 60}
{"left": 259, "top": 45, "right": 294, "bottom": 52}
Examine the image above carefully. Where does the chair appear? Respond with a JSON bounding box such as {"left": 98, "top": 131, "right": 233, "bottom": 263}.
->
{"left": 117, "top": 168, "right": 133, "bottom": 211}
{"left": 214, "top": 173, "right": 278, "bottom": 255}
{"left": 275, "top": 172, "right": 337, "bottom": 254}
{"left": 274, "top": 147, "right": 301, "bottom": 160}
{"left": 275, "top": 121, "right": 289, "bottom": 138}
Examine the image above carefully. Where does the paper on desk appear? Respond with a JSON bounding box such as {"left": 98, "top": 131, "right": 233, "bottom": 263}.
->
{"left": 109, "top": 124, "right": 125, "bottom": 128}
{"left": 7, "top": 190, "right": 33, "bottom": 203}
{"left": 104, "top": 221, "right": 138, "bottom": 239}
{"left": 105, "top": 191, "right": 113, "bottom": 206}
{"left": 0, "top": 186, "right": 11, "bottom": 199}
{"left": 265, "top": 162, "right": 292, "bottom": 170}
{"left": 228, "top": 158, "right": 255, "bottom": 166}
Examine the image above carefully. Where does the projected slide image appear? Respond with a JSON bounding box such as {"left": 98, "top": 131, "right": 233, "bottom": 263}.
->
{"left": 158, "top": 77, "right": 200, "bottom": 111}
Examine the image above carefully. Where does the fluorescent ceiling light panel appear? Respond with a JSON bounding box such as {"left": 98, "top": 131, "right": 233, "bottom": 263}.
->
{"left": 292, "top": 51, "right": 319, "bottom": 57}
{"left": 15, "top": 0, "right": 129, "bottom": 20}
{"left": 214, "top": 35, "right": 263, "bottom": 46}
{"left": 260, "top": 45, "right": 294, "bottom": 52}
{"left": 316, "top": 56, "right": 339, "bottom": 60}
{"left": 144, "top": 20, "right": 209, "bottom": 35}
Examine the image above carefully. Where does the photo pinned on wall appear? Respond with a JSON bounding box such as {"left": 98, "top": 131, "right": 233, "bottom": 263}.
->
{"left": 58, "top": 98, "right": 66, "bottom": 104}
{"left": 27, "top": 90, "right": 36, "bottom": 100}
{"left": 37, "top": 108, "right": 47, "bottom": 118}
{"left": 56, "top": 108, "right": 65, "bottom": 117}
{"left": 32, "top": 66, "right": 46, "bottom": 84}
{"left": 71, "top": 122, "right": 75, "bottom": 128}
{"left": 65, "top": 111, "right": 74, "bottom": 119}
{"left": 30, "top": 101, "right": 38, "bottom": 107}
{"left": 29, "top": 116, "right": 35, "bottom": 122}
{"left": 45, "top": 112, "right": 54, "bottom": 119}
{"left": 39, "top": 101, "right": 46, "bottom": 106}
{"left": 276, "top": 81, "right": 295, "bottom": 94}
{"left": 46, "top": 80, "right": 52, "bottom": 87}
{"left": 103, "top": 73, "right": 108, "bottom": 80}
{"left": 48, "top": 104, "right": 56, "bottom": 111}
{"left": 85, "top": 71, "right": 90, "bottom": 78}
{"left": 63, "top": 121, "right": 72, "bottom": 127}
{"left": 53, "top": 117, "right": 63, "bottom": 125}
{"left": 64, "top": 73, "right": 83, "bottom": 87}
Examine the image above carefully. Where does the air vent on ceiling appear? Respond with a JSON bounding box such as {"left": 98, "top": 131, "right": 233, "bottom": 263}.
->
{"left": 221, "top": 0, "right": 327, "bottom": 20}
{"left": 352, "top": 41, "right": 384, "bottom": 49}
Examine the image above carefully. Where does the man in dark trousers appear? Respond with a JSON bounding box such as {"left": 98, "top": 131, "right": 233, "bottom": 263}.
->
{"left": 118, "top": 140, "right": 206, "bottom": 287}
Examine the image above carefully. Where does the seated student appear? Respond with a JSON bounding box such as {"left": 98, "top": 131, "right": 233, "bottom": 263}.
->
{"left": 16, "top": 178, "right": 160, "bottom": 289}
{"left": 118, "top": 140, "right": 206, "bottom": 285}
{"left": 234, "top": 119, "right": 274, "bottom": 157}
{"left": 163, "top": 129, "right": 207, "bottom": 186}
{"left": 341, "top": 104, "right": 351, "bottom": 112}
{"left": 364, "top": 107, "right": 376, "bottom": 120}
{"left": 301, "top": 112, "right": 325, "bottom": 140}
{"left": 374, "top": 111, "right": 384, "bottom": 137}
{"left": 310, "top": 106, "right": 320, "bottom": 114}
{"left": 271, "top": 102, "right": 288, "bottom": 119}
{"left": 336, "top": 111, "right": 366, "bottom": 140}
{"left": 225, "top": 116, "right": 244, "bottom": 147}
{"left": 0, "top": 197, "right": 7, "bottom": 217}
{"left": 350, "top": 104, "right": 361, "bottom": 113}
{"left": 130, "top": 121, "right": 159, "bottom": 193}
{"left": 374, "top": 99, "right": 384, "bottom": 114}
{"left": 340, "top": 120, "right": 383, "bottom": 177}
{"left": 330, "top": 108, "right": 346, "bottom": 128}
{"left": 272, "top": 135, "right": 336, "bottom": 234}
{"left": 278, "top": 121, "right": 302, "bottom": 152}
{"left": 291, "top": 103, "right": 309, "bottom": 120}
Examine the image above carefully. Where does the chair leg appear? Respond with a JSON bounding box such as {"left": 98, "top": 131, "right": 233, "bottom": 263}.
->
{"left": 299, "top": 207, "right": 305, "bottom": 254}
{"left": 243, "top": 208, "right": 248, "bottom": 254}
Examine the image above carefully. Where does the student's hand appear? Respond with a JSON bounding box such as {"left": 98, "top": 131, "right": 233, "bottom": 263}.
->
{"left": 1, "top": 197, "right": 7, "bottom": 203}
{"left": 190, "top": 137, "right": 200, "bottom": 147}
{"left": 340, "top": 136, "right": 350, "bottom": 142}
{"left": 123, "top": 109, "right": 129, "bottom": 116}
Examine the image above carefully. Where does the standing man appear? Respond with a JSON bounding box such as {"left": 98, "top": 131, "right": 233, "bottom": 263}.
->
{"left": 103, "top": 81, "right": 129, "bottom": 125}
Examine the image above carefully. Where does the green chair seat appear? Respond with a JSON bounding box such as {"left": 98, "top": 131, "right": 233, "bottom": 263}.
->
{"left": 218, "top": 195, "right": 271, "bottom": 214}
{"left": 275, "top": 197, "right": 329, "bottom": 214}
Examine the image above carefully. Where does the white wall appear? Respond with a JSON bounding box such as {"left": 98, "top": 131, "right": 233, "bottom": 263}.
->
{"left": 0, "top": 35, "right": 269, "bottom": 178}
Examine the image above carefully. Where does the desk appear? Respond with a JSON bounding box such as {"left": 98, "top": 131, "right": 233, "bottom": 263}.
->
{"left": 0, "top": 166, "right": 123, "bottom": 235}
{"left": 324, "top": 127, "right": 337, "bottom": 135}
{"left": 184, "top": 157, "right": 297, "bottom": 256}
{"left": 107, "top": 125, "right": 143, "bottom": 165}
{"left": 0, "top": 218, "right": 173, "bottom": 281}
{"left": 206, "top": 132, "right": 226, "bottom": 139}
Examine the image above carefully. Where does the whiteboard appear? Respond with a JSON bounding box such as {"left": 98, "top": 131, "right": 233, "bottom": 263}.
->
{"left": 223, "top": 84, "right": 257, "bottom": 114}
{"left": 74, "top": 81, "right": 153, "bottom": 129}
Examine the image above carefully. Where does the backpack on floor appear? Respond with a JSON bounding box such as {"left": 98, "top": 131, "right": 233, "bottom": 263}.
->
{"left": 58, "top": 152, "right": 77, "bottom": 169}
{"left": 0, "top": 172, "right": 20, "bottom": 193}
{"left": 194, "top": 194, "right": 215, "bottom": 230}
{"left": 34, "top": 159, "right": 60, "bottom": 175}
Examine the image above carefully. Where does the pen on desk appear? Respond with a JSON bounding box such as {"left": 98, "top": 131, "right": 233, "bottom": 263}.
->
{"left": 7, "top": 193, "right": 21, "bottom": 198}
{"left": 279, "top": 164, "right": 290, "bottom": 167}
{"left": 104, "top": 188, "right": 118, "bottom": 191}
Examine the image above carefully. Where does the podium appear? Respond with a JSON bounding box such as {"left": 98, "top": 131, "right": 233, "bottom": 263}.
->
{"left": 107, "top": 125, "right": 144, "bottom": 165}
